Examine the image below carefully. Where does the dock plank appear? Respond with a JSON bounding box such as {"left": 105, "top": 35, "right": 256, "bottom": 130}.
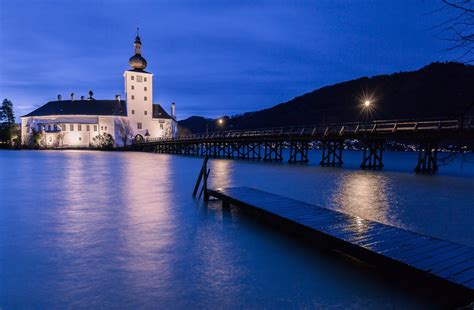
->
{"left": 207, "top": 187, "right": 474, "bottom": 293}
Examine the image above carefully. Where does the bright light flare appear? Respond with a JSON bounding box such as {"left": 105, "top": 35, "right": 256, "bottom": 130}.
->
{"left": 218, "top": 118, "right": 224, "bottom": 125}
{"left": 364, "top": 100, "right": 371, "bottom": 107}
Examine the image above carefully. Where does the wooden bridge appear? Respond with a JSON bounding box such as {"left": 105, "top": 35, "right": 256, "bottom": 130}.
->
{"left": 133, "top": 117, "right": 474, "bottom": 173}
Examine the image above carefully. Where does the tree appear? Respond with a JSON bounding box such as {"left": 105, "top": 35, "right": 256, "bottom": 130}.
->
{"left": 25, "top": 129, "right": 43, "bottom": 149}
{"left": 0, "top": 98, "right": 15, "bottom": 146}
{"left": 56, "top": 132, "right": 65, "bottom": 148}
{"left": 436, "top": 0, "right": 474, "bottom": 63}
{"left": 116, "top": 118, "right": 133, "bottom": 147}
{"left": 92, "top": 133, "right": 115, "bottom": 150}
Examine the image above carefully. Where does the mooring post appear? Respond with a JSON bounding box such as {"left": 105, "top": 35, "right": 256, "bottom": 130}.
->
{"left": 193, "top": 156, "right": 209, "bottom": 197}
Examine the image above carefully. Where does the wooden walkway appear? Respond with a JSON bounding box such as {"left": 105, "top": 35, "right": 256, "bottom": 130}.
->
{"left": 207, "top": 187, "right": 474, "bottom": 295}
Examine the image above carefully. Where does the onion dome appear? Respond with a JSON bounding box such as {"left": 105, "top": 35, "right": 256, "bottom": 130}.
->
{"left": 128, "top": 28, "right": 147, "bottom": 70}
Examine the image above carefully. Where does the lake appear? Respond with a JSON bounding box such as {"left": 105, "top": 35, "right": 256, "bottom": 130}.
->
{"left": 0, "top": 150, "right": 473, "bottom": 308}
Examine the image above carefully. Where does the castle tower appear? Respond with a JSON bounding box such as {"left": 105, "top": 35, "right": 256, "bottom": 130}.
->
{"left": 124, "top": 28, "right": 153, "bottom": 138}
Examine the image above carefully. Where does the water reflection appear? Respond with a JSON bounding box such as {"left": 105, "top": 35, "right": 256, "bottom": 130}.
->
{"left": 332, "top": 171, "right": 392, "bottom": 225}
{"left": 119, "top": 154, "right": 175, "bottom": 280}
{"left": 57, "top": 152, "right": 106, "bottom": 250}
{"left": 208, "top": 159, "right": 234, "bottom": 190}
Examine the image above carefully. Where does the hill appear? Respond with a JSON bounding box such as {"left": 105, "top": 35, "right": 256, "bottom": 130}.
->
{"left": 179, "top": 62, "right": 474, "bottom": 133}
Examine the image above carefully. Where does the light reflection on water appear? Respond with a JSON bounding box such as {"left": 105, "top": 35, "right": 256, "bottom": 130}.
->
{"left": 0, "top": 150, "right": 473, "bottom": 308}
{"left": 334, "top": 171, "right": 391, "bottom": 224}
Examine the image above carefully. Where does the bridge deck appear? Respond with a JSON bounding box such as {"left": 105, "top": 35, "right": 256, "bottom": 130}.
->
{"left": 207, "top": 187, "right": 474, "bottom": 294}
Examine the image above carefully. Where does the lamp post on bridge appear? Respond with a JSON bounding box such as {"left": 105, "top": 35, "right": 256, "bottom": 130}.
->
{"left": 206, "top": 118, "right": 225, "bottom": 134}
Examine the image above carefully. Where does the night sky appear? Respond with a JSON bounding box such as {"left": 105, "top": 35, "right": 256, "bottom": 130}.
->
{"left": 0, "top": 1, "right": 458, "bottom": 120}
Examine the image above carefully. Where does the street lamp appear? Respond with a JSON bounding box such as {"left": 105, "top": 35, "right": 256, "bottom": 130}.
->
{"left": 206, "top": 118, "right": 225, "bottom": 134}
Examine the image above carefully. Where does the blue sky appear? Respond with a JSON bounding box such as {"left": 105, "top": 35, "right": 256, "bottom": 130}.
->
{"left": 0, "top": 0, "right": 457, "bottom": 120}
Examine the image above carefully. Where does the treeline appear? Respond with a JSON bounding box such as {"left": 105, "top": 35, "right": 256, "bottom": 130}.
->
{"left": 0, "top": 99, "right": 21, "bottom": 148}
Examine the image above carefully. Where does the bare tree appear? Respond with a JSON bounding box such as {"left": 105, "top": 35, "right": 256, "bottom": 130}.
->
{"left": 116, "top": 118, "right": 133, "bottom": 147}
{"left": 435, "top": 0, "right": 474, "bottom": 63}
{"left": 56, "top": 132, "right": 65, "bottom": 148}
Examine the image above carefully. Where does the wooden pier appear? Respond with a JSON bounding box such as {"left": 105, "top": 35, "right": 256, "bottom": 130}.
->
{"left": 207, "top": 187, "right": 474, "bottom": 297}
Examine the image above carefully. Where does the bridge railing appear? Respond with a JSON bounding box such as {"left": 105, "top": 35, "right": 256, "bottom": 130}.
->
{"left": 135, "top": 116, "right": 472, "bottom": 145}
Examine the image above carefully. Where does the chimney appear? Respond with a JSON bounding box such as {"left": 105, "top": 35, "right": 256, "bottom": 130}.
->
{"left": 70, "top": 93, "right": 74, "bottom": 101}
{"left": 81, "top": 95, "right": 85, "bottom": 100}
{"left": 171, "top": 102, "right": 176, "bottom": 118}
{"left": 57, "top": 94, "right": 62, "bottom": 101}
{"left": 116, "top": 95, "right": 121, "bottom": 101}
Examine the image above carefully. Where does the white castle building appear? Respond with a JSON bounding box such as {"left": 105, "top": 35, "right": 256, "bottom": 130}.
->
{"left": 21, "top": 31, "right": 177, "bottom": 147}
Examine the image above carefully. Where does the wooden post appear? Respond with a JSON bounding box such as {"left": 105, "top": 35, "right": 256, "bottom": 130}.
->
{"left": 199, "top": 168, "right": 210, "bottom": 201}
{"left": 193, "top": 156, "right": 209, "bottom": 197}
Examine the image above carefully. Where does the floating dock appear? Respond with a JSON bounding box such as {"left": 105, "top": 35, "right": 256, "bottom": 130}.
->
{"left": 207, "top": 187, "right": 474, "bottom": 296}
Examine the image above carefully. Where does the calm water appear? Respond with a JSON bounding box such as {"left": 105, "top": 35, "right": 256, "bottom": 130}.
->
{"left": 0, "top": 150, "right": 473, "bottom": 308}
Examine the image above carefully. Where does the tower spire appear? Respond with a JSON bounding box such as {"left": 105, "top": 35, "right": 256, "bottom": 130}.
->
{"left": 134, "top": 27, "right": 142, "bottom": 55}
{"left": 128, "top": 28, "right": 147, "bottom": 70}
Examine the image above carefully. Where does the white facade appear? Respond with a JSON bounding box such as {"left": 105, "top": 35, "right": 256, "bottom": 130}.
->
{"left": 21, "top": 32, "right": 177, "bottom": 148}
{"left": 20, "top": 115, "right": 120, "bottom": 148}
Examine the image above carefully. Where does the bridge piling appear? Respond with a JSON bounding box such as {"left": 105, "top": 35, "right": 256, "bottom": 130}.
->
{"left": 243, "top": 142, "right": 261, "bottom": 160}
{"left": 263, "top": 142, "right": 283, "bottom": 161}
{"left": 320, "top": 140, "right": 343, "bottom": 167}
{"left": 415, "top": 143, "right": 439, "bottom": 174}
{"left": 360, "top": 140, "right": 384, "bottom": 170}
{"left": 288, "top": 141, "right": 309, "bottom": 163}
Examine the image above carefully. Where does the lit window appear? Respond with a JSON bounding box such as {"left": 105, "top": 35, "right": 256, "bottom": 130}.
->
{"left": 131, "top": 76, "right": 135, "bottom": 80}
{"left": 137, "top": 122, "right": 142, "bottom": 129}
{"left": 144, "top": 87, "right": 147, "bottom": 91}
{"left": 86, "top": 125, "right": 90, "bottom": 131}
{"left": 131, "top": 95, "right": 135, "bottom": 100}
{"left": 70, "top": 124, "right": 74, "bottom": 131}
{"left": 94, "top": 125, "right": 98, "bottom": 131}
{"left": 144, "top": 111, "right": 147, "bottom": 115}
{"left": 131, "top": 85, "right": 135, "bottom": 90}
{"left": 131, "top": 110, "right": 135, "bottom": 114}
{"left": 137, "top": 76, "right": 143, "bottom": 82}
{"left": 78, "top": 124, "right": 82, "bottom": 131}
{"left": 144, "top": 96, "right": 147, "bottom": 101}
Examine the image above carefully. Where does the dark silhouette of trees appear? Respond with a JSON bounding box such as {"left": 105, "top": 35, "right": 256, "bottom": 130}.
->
{"left": 179, "top": 62, "right": 474, "bottom": 132}
{"left": 92, "top": 133, "right": 115, "bottom": 149}
{"left": 0, "top": 98, "right": 17, "bottom": 146}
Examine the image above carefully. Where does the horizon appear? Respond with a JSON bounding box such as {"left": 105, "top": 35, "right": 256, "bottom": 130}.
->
{"left": 0, "top": 1, "right": 462, "bottom": 120}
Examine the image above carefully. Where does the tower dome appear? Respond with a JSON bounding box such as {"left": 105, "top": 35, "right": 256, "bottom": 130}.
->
{"left": 128, "top": 29, "right": 147, "bottom": 70}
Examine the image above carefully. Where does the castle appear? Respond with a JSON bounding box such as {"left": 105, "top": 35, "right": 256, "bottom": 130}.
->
{"left": 21, "top": 31, "right": 177, "bottom": 147}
